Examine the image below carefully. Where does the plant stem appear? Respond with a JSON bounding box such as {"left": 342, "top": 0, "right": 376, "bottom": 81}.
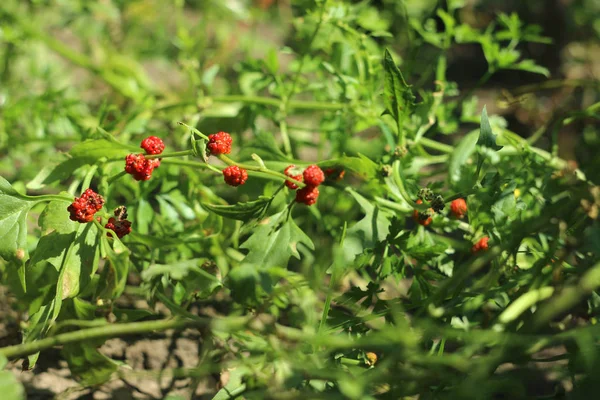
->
{"left": 156, "top": 96, "right": 344, "bottom": 113}
{"left": 146, "top": 150, "right": 193, "bottom": 159}
{"left": 219, "top": 155, "right": 305, "bottom": 188}
{"left": 107, "top": 171, "right": 127, "bottom": 185}
{"left": 0, "top": 317, "right": 248, "bottom": 360}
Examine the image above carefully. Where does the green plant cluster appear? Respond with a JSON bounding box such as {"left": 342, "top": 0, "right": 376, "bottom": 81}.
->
{"left": 1, "top": 1, "right": 599, "bottom": 399}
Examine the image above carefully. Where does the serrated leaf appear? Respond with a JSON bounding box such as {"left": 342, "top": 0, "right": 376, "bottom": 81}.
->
{"left": 204, "top": 197, "right": 272, "bottom": 222}
{"left": 343, "top": 189, "right": 392, "bottom": 259}
{"left": 477, "top": 106, "right": 503, "bottom": 151}
{"left": 240, "top": 210, "right": 314, "bottom": 269}
{"left": 383, "top": 49, "right": 415, "bottom": 129}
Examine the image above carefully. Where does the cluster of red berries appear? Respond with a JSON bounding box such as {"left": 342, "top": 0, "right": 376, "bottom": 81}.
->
{"left": 68, "top": 189, "right": 105, "bottom": 223}
{"left": 104, "top": 206, "right": 132, "bottom": 239}
{"left": 125, "top": 136, "right": 165, "bottom": 181}
{"left": 413, "top": 199, "right": 434, "bottom": 226}
{"left": 206, "top": 132, "right": 250, "bottom": 187}
{"left": 207, "top": 132, "right": 233, "bottom": 155}
{"left": 450, "top": 198, "right": 467, "bottom": 219}
{"left": 284, "top": 164, "right": 325, "bottom": 206}
{"left": 222, "top": 165, "right": 248, "bottom": 186}
{"left": 472, "top": 236, "right": 489, "bottom": 253}
{"left": 412, "top": 189, "right": 446, "bottom": 226}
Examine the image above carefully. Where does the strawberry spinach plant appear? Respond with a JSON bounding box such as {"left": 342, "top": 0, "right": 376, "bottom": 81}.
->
{"left": 1, "top": 0, "right": 599, "bottom": 398}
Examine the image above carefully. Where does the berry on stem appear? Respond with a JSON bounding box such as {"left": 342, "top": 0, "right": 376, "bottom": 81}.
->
{"left": 125, "top": 153, "right": 161, "bottom": 181}
{"left": 472, "top": 236, "right": 489, "bottom": 253}
{"left": 207, "top": 132, "right": 233, "bottom": 155}
{"left": 67, "top": 189, "right": 105, "bottom": 223}
{"left": 284, "top": 165, "right": 303, "bottom": 190}
{"left": 296, "top": 185, "right": 319, "bottom": 206}
{"left": 105, "top": 217, "right": 132, "bottom": 238}
{"left": 303, "top": 165, "right": 325, "bottom": 187}
{"left": 140, "top": 136, "right": 165, "bottom": 155}
{"left": 413, "top": 199, "right": 433, "bottom": 226}
{"left": 222, "top": 165, "right": 248, "bottom": 186}
{"left": 450, "top": 198, "right": 467, "bottom": 219}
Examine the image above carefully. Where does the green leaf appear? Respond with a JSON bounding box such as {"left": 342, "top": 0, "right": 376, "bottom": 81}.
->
{"left": 343, "top": 189, "right": 392, "bottom": 259}
{"left": 62, "top": 343, "right": 119, "bottom": 386}
{"left": 203, "top": 197, "right": 272, "bottom": 222}
{"left": 509, "top": 60, "right": 550, "bottom": 77}
{"left": 0, "top": 370, "right": 25, "bottom": 400}
{"left": 477, "top": 106, "right": 503, "bottom": 151}
{"left": 318, "top": 154, "right": 379, "bottom": 181}
{"left": 38, "top": 198, "right": 77, "bottom": 234}
{"left": 383, "top": 49, "right": 415, "bottom": 130}
{"left": 212, "top": 366, "right": 249, "bottom": 400}
{"left": 240, "top": 210, "right": 314, "bottom": 269}
{"left": 55, "top": 223, "right": 101, "bottom": 301}
{"left": 0, "top": 176, "right": 40, "bottom": 275}
{"left": 97, "top": 236, "right": 131, "bottom": 300}
{"left": 43, "top": 139, "right": 129, "bottom": 184}
{"left": 142, "top": 259, "right": 222, "bottom": 300}
{"left": 449, "top": 130, "right": 478, "bottom": 185}
{"left": 227, "top": 263, "right": 260, "bottom": 304}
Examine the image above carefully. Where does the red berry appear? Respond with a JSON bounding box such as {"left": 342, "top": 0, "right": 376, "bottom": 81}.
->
{"left": 207, "top": 132, "right": 233, "bottom": 155}
{"left": 472, "top": 236, "right": 490, "bottom": 253}
{"left": 67, "top": 189, "right": 105, "bottom": 223}
{"left": 284, "top": 165, "right": 303, "bottom": 190}
{"left": 303, "top": 165, "right": 325, "bottom": 187}
{"left": 413, "top": 199, "right": 433, "bottom": 226}
{"left": 450, "top": 198, "right": 467, "bottom": 219}
{"left": 296, "top": 185, "right": 319, "bottom": 206}
{"left": 105, "top": 217, "right": 132, "bottom": 239}
{"left": 222, "top": 165, "right": 248, "bottom": 186}
{"left": 140, "top": 136, "right": 165, "bottom": 155}
{"left": 125, "top": 153, "right": 160, "bottom": 181}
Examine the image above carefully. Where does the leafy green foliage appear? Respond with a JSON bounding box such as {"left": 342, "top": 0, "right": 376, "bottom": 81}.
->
{"left": 0, "top": 1, "right": 599, "bottom": 399}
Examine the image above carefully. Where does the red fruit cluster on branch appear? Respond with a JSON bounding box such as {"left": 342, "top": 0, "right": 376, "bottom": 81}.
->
{"left": 222, "top": 165, "right": 248, "bottom": 186}
{"left": 296, "top": 185, "right": 320, "bottom": 206}
{"left": 207, "top": 132, "right": 233, "bottom": 155}
{"left": 413, "top": 199, "right": 433, "bottom": 226}
{"left": 125, "top": 153, "right": 161, "bottom": 181}
{"left": 287, "top": 164, "right": 324, "bottom": 206}
{"left": 105, "top": 217, "right": 132, "bottom": 238}
{"left": 67, "top": 189, "right": 105, "bottom": 223}
{"left": 472, "top": 236, "right": 489, "bottom": 253}
{"left": 303, "top": 165, "right": 325, "bottom": 187}
{"left": 140, "top": 136, "right": 165, "bottom": 155}
{"left": 284, "top": 165, "right": 303, "bottom": 190}
{"left": 450, "top": 198, "right": 467, "bottom": 219}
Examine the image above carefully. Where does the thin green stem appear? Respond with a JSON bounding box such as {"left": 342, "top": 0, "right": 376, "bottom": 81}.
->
{"left": 0, "top": 317, "right": 248, "bottom": 360}
{"left": 157, "top": 96, "right": 344, "bottom": 113}
{"left": 107, "top": 170, "right": 127, "bottom": 185}
{"left": 146, "top": 150, "right": 193, "bottom": 159}
{"left": 416, "top": 137, "right": 453, "bottom": 154}
{"left": 218, "top": 155, "right": 305, "bottom": 188}
{"left": 26, "top": 194, "right": 73, "bottom": 203}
